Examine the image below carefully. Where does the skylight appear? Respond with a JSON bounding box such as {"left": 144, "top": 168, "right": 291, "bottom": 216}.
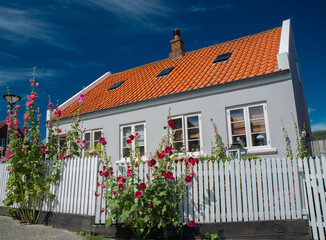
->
{"left": 157, "top": 67, "right": 174, "bottom": 77}
{"left": 109, "top": 81, "right": 124, "bottom": 91}
{"left": 213, "top": 52, "right": 232, "bottom": 63}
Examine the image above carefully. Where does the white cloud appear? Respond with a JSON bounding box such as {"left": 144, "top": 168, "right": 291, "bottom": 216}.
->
{"left": 188, "top": 3, "right": 233, "bottom": 13}
{"left": 311, "top": 121, "right": 326, "bottom": 131}
{"left": 0, "top": 6, "right": 77, "bottom": 52}
{"left": 308, "top": 108, "right": 316, "bottom": 114}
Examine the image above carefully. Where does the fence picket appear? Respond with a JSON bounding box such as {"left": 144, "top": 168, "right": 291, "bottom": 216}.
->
{"left": 198, "top": 161, "right": 203, "bottom": 222}
{"left": 266, "top": 159, "right": 274, "bottom": 220}
{"left": 193, "top": 162, "right": 198, "bottom": 223}
{"left": 214, "top": 162, "right": 220, "bottom": 222}
{"left": 282, "top": 158, "right": 291, "bottom": 219}
{"left": 241, "top": 160, "right": 248, "bottom": 221}
{"left": 225, "top": 161, "right": 231, "bottom": 222}
{"left": 203, "top": 161, "right": 209, "bottom": 222}
{"left": 209, "top": 161, "right": 215, "bottom": 222}
{"left": 230, "top": 160, "right": 237, "bottom": 221}
{"left": 277, "top": 158, "right": 285, "bottom": 219}
{"left": 292, "top": 158, "right": 302, "bottom": 219}
{"left": 246, "top": 160, "right": 253, "bottom": 221}
{"left": 236, "top": 160, "right": 242, "bottom": 221}
{"left": 256, "top": 160, "right": 264, "bottom": 220}
{"left": 219, "top": 161, "right": 225, "bottom": 222}
{"left": 261, "top": 159, "right": 269, "bottom": 220}
{"left": 251, "top": 160, "right": 258, "bottom": 221}
{"left": 287, "top": 158, "right": 296, "bottom": 219}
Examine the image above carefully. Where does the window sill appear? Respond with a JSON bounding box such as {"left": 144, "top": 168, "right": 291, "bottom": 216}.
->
{"left": 247, "top": 147, "right": 277, "bottom": 155}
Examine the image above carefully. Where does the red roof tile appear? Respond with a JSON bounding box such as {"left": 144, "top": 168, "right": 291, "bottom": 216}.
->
{"left": 60, "top": 27, "right": 282, "bottom": 118}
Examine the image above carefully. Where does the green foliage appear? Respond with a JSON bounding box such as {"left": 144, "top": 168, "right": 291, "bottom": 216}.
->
{"left": 99, "top": 111, "right": 196, "bottom": 239}
{"left": 206, "top": 232, "right": 219, "bottom": 240}
{"left": 3, "top": 67, "right": 84, "bottom": 224}
{"left": 281, "top": 120, "right": 293, "bottom": 159}
{"left": 209, "top": 118, "right": 231, "bottom": 162}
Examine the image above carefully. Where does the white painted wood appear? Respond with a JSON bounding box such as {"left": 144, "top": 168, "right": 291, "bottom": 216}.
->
{"left": 95, "top": 161, "right": 103, "bottom": 224}
{"left": 282, "top": 157, "right": 291, "bottom": 219}
{"left": 188, "top": 165, "right": 194, "bottom": 222}
{"left": 256, "top": 160, "right": 264, "bottom": 220}
{"left": 303, "top": 157, "right": 319, "bottom": 239}
{"left": 292, "top": 157, "right": 302, "bottom": 219}
{"left": 235, "top": 160, "right": 242, "bottom": 221}
{"left": 80, "top": 157, "right": 87, "bottom": 215}
{"left": 309, "top": 157, "right": 325, "bottom": 239}
{"left": 219, "top": 160, "right": 225, "bottom": 222}
{"left": 287, "top": 157, "right": 296, "bottom": 219}
{"left": 176, "top": 162, "right": 183, "bottom": 222}
{"left": 251, "top": 160, "right": 258, "bottom": 221}
{"left": 266, "top": 158, "right": 274, "bottom": 220}
{"left": 261, "top": 159, "right": 269, "bottom": 220}
{"left": 203, "top": 161, "right": 209, "bottom": 222}
{"left": 277, "top": 158, "right": 285, "bottom": 219}
{"left": 314, "top": 156, "right": 326, "bottom": 231}
{"left": 90, "top": 156, "right": 98, "bottom": 216}
{"left": 84, "top": 156, "right": 91, "bottom": 215}
{"left": 230, "top": 160, "right": 237, "bottom": 221}
{"left": 214, "top": 162, "right": 220, "bottom": 222}
{"left": 65, "top": 158, "right": 74, "bottom": 213}
{"left": 271, "top": 158, "right": 280, "bottom": 220}
{"left": 198, "top": 161, "right": 203, "bottom": 222}
{"left": 193, "top": 162, "right": 198, "bottom": 223}
{"left": 241, "top": 160, "right": 248, "bottom": 221}
{"left": 245, "top": 160, "right": 253, "bottom": 221}
{"left": 74, "top": 157, "right": 82, "bottom": 214}
{"left": 209, "top": 161, "right": 215, "bottom": 222}
{"left": 225, "top": 161, "right": 231, "bottom": 222}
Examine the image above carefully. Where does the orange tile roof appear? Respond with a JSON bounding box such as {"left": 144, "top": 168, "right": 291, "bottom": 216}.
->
{"left": 60, "top": 27, "right": 282, "bottom": 118}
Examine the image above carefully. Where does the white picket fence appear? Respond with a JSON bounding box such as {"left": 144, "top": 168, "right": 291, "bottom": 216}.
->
{"left": 1, "top": 156, "right": 326, "bottom": 239}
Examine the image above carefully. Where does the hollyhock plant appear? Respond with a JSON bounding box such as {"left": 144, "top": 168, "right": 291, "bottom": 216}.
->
{"left": 99, "top": 110, "right": 197, "bottom": 239}
{"left": 188, "top": 220, "right": 195, "bottom": 227}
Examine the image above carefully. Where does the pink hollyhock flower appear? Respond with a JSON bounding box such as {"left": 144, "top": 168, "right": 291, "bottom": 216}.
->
{"left": 82, "top": 139, "right": 87, "bottom": 144}
{"left": 54, "top": 107, "right": 61, "bottom": 117}
{"left": 185, "top": 161, "right": 189, "bottom": 169}
{"left": 99, "top": 137, "right": 107, "bottom": 145}
{"left": 118, "top": 183, "right": 124, "bottom": 191}
{"left": 78, "top": 94, "right": 85, "bottom": 104}
{"left": 95, "top": 192, "right": 99, "bottom": 197}
{"left": 76, "top": 140, "right": 81, "bottom": 145}
{"left": 157, "top": 151, "right": 165, "bottom": 159}
{"left": 26, "top": 100, "right": 34, "bottom": 108}
{"left": 148, "top": 158, "right": 156, "bottom": 167}
{"left": 6, "top": 152, "right": 13, "bottom": 159}
{"left": 104, "top": 171, "right": 109, "bottom": 178}
{"left": 97, "top": 182, "right": 100, "bottom": 187}
{"left": 99, "top": 171, "right": 104, "bottom": 177}
{"left": 113, "top": 191, "right": 117, "bottom": 195}
{"left": 149, "top": 204, "right": 154, "bottom": 209}
{"left": 185, "top": 175, "right": 192, "bottom": 183}
{"left": 126, "top": 139, "right": 132, "bottom": 144}
{"left": 35, "top": 82, "right": 39, "bottom": 87}
{"left": 129, "top": 134, "right": 135, "bottom": 140}
{"left": 117, "top": 175, "right": 123, "bottom": 183}
{"left": 168, "top": 119, "right": 174, "bottom": 128}
{"left": 30, "top": 79, "right": 33, "bottom": 82}
{"left": 127, "top": 169, "right": 132, "bottom": 177}
{"left": 188, "top": 220, "right": 195, "bottom": 227}
{"left": 48, "top": 102, "right": 54, "bottom": 108}
{"left": 135, "top": 132, "right": 141, "bottom": 138}
{"left": 59, "top": 156, "right": 63, "bottom": 160}
{"left": 100, "top": 208, "right": 104, "bottom": 213}
{"left": 135, "top": 191, "right": 142, "bottom": 199}
{"left": 138, "top": 182, "right": 146, "bottom": 191}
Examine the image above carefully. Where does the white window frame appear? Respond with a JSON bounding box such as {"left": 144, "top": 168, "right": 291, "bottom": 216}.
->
{"left": 172, "top": 113, "right": 203, "bottom": 154}
{"left": 120, "top": 122, "right": 146, "bottom": 161}
{"left": 83, "top": 129, "right": 103, "bottom": 151}
{"left": 226, "top": 103, "right": 272, "bottom": 150}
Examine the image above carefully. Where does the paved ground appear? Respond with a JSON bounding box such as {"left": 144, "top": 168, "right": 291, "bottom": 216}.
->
{"left": 0, "top": 215, "right": 85, "bottom": 240}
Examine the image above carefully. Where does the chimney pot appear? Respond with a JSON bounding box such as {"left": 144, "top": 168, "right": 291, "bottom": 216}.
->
{"left": 169, "top": 28, "right": 185, "bottom": 60}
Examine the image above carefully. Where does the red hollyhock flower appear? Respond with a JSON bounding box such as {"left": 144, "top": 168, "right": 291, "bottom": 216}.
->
{"left": 104, "top": 171, "right": 109, "bottom": 178}
{"left": 126, "top": 139, "right": 132, "bottom": 144}
{"left": 148, "top": 158, "right": 157, "bottom": 167}
{"left": 149, "top": 204, "right": 154, "bottom": 209}
{"left": 118, "top": 183, "right": 125, "bottom": 191}
{"left": 117, "top": 175, "right": 123, "bottom": 183}
{"left": 99, "top": 171, "right": 104, "bottom": 177}
{"left": 138, "top": 182, "right": 146, "bottom": 191}
{"left": 127, "top": 169, "right": 133, "bottom": 177}
{"left": 168, "top": 119, "right": 174, "bottom": 128}
{"left": 129, "top": 134, "right": 135, "bottom": 140}
{"left": 135, "top": 191, "right": 142, "bottom": 199}
{"left": 188, "top": 220, "right": 195, "bottom": 227}
{"left": 100, "top": 208, "right": 104, "bottom": 213}
{"left": 165, "top": 172, "right": 173, "bottom": 180}
{"left": 157, "top": 151, "right": 165, "bottom": 159}
{"left": 185, "top": 175, "right": 193, "bottom": 183}
{"left": 95, "top": 192, "right": 99, "bottom": 197}
{"left": 164, "top": 145, "right": 172, "bottom": 155}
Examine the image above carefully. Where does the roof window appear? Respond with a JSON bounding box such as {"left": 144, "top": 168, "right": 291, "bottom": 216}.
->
{"left": 109, "top": 81, "right": 124, "bottom": 91}
{"left": 157, "top": 67, "right": 174, "bottom": 77}
{"left": 213, "top": 52, "right": 232, "bottom": 63}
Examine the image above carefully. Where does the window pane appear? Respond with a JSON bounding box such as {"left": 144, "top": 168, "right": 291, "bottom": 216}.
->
{"left": 138, "top": 139, "right": 144, "bottom": 146}
{"left": 252, "top": 133, "right": 267, "bottom": 146}
{"left": 174, "top": 142, "right": 183, "bottom": 152}
{"left": 84, "top": 132, "right": 91, "bottom": 150}
{"left": 123, "top": 137, "right": 129, "bottom": 147}
{"left": 94, "top": 131, "right": 102, "bottom": 141}
{"left": 188, "top": 140, "right": 200, "bottom": 152}
{"left": 135, "top": 124, "right": 144, "bottom": 134}
{"left": 187, "top": 116, "right": 199, "bottom": 128}
{"left": 249, "top": 106, "right": 264, "bottom": 120}
{"left": 250, "top": 119, "right": 266, "bottom": 133}
{"left": 138, "top": 146, "right": 145, "bottom": 156}
{"left": 232, "top": 135, "right": 247, "bottom": 147}
{"left": 230, "top": 109, "right": 244, "bottom": 122}
{"left": 174, "top": 130, "right": 183, "bottom": 141}
{"left": 59, "top": 135, "right": 66, "bottom": 147}
{"left": 173, "top": 118, "right": 182, "bottom": 129}
{"left": 123, "top": 127, "right": 131, "bottom": 137}
{"left": 231, "top": 122, "right": 245, "bottom": 135}
{"left": 188, "top": 128, "right": 200, "bottom": 140}
{"left": 123, "top": 148, "right": 130, "bottom": 158}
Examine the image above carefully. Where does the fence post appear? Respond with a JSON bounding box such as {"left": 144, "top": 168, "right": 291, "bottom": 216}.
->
{"left": 297, "top": 158, "right": 308, "bottom": 219}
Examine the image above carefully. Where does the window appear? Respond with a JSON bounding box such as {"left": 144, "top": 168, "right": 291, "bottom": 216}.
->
{"left": 121, "top": 123, "right": 145, "bottom": 159}
{"left": 227, "top": 104, "right": 270, "bottom": 148}
{"left": 213, "top": 52, "right": 231, "bottom": 63}
{"left": 109, "top": 81, "right": 124, "bottom": 91}
{"left": 172, "top": 114, "right": 201, "bottom": 152}
{"left": 157, "top": 67, "right": 174, "bottom": 77}
{"left": 83, "top": 129, "right": 103, "bottom": 150}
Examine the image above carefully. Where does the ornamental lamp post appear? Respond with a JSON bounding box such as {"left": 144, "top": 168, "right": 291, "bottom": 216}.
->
{"left": 3, "top": 94, "right": 22, "bottom": 150}
{"left": 226, "top": 141, "right": 247, "bottom": 160}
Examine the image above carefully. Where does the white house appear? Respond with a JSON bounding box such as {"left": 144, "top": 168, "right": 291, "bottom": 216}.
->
{"left": 48, "top": 19, "right": 310, "bottom": 162}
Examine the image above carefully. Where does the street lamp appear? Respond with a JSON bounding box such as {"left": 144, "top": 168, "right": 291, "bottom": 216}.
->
{"left": 3, "top": 94, "right": 22, "bottom": 151}
{"left": 3, "top": 94, "right": 22, "bottom": 109}
{"left": 226, "top": 141, "right": 247, "bottom": 160}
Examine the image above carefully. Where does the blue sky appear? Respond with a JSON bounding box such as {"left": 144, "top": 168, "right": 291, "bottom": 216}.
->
{"left": 0, "top": 0, "right": 325, "bottom": 138}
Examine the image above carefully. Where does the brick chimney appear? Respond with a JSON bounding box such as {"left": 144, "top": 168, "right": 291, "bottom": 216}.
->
{"left": 169, "top": 28, "right": 185, "bottom": 60}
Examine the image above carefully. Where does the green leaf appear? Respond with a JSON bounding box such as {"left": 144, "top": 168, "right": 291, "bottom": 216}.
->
{"left": 105, "top": 218, "right": 112, "bottom": 228}
{"left": 3, "top": 198, "right": 13, "bottom": 207}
